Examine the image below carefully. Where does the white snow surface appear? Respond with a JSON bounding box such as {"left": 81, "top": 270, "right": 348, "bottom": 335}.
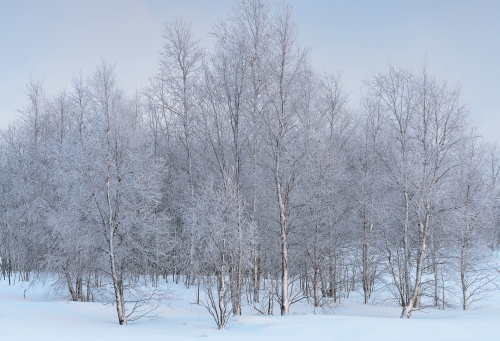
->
{"left": 0, "top": 279, "right": 499, "bottom": 341}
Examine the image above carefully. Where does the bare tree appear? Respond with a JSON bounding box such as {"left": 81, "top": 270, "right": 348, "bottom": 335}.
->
{"left": 451, "top": 131, "right": 499, "bottom": 310}
{"left": 261, "top": 3, "right": 310, "bottom": 315}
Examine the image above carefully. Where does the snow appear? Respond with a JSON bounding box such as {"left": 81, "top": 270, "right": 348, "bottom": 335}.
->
{"left": 0, "top": 279, "right": 499, "bottom": 340}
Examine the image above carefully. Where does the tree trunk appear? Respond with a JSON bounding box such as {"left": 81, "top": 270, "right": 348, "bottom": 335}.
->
{"left": 313, "top": 263, "right": 320, "bottom": 307}
{"left": 461, "top": 235, "right": 468, "bottom": 310}
{"left": 253, "top": 254, "right": 260, "bottom": 303}
{"left": 109, "top": 236, "right": 126, "bottom": 325}
{"left": 401, "top": 215, "right": 429, "bottom": 319}
{"left": 276, "top": 173, "right": 290, "bottom": 315}
{"left": 63, "top": 265, "right": 79, "bottom": 302}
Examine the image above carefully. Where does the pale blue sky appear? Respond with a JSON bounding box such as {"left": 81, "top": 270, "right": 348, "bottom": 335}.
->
{"left": 1, "top": 0, "right": 499, "bottom": 141}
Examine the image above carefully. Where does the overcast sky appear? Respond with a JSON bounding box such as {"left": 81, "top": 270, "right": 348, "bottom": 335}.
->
{"left": 1, "top": 0, "right": 499, "bottom": 142}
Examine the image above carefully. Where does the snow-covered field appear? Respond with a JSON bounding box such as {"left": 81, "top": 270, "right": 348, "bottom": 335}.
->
{"left": 1, "top": 279, "right": 499, "bottom": 341}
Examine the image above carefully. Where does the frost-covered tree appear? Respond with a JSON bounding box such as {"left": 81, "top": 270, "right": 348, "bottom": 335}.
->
{"left": 1, "top": 0, "right": 499, "bottom": 330}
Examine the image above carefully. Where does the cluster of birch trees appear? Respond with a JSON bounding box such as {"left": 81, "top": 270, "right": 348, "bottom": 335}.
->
{"left": 0, "top": 0, "right": 499, "bottom": 327}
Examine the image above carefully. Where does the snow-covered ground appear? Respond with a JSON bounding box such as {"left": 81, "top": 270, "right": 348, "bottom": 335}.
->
{"left": 0, "top": 279, "right": 499, "bottom": 341}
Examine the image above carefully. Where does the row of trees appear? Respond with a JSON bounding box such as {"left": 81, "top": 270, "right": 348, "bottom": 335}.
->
{"left": 1, "top": 0, "right": 498, "bottom": 328}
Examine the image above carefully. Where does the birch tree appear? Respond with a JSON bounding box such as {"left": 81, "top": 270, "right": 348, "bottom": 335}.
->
{"left": 262, "top": 3, "right": 309, "bottom": 315}
{"left": 451, "top": 132, "right": 498, "bottom": 310}
{"left": 144, "top": 18, "right": 204, "bottom": 285}
{"left": 87, "top": 62, "right": 168, "bottom": 324}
